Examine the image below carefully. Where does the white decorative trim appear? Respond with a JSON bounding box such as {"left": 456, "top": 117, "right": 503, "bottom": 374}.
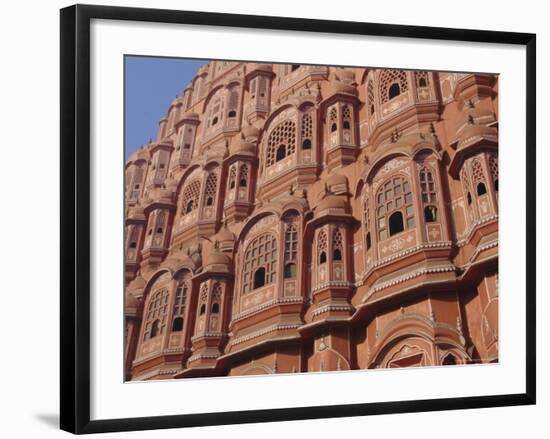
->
{"left": 364, "top": 265, "right": 456, "bottom": 301}
{"left": 456, "top": 214, "right": 498, "bottom": 245}
{"left": 228, "top": 324, "right": 301, "bottom": 347}
{"left": 231, "top": 297, "right": 306, "bottom": 322}
{"left": 312, "top": 304, "right": 355, "bottom": 317}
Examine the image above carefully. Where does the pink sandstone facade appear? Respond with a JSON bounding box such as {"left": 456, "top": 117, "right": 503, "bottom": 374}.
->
{"left": 124, "top": 61, "right": 499, "bottom": 381}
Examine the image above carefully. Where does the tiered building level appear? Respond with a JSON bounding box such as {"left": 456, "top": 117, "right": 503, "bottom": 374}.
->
{"left": 124, "top": 61, "right": 499, "bottom": 380}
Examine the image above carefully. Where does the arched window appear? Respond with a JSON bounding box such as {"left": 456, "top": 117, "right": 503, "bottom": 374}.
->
{"left": 199, "top": 304, "right": 206, "bottom": 315}
{"left": 342, "top": 105, "right": 352, "bottom": 131}
{"left": 333, "top": 228, "right": 343, "bottom": 261}
{"left": 129, "top": 242, "right": 137, "bottom": 249}
{"left": 210, "top": 282, "right": 222, "bottom": 314}
{"left": 204, "top": 172, "right": 218, "bottom": 207}
{"left": 367, "top": 80, "right": 375, "bottom": 117}
{"left": 415, "top": 71, "right": 429, "bottom": 89}
{"left": 242, "top": 234, "right": 278, "bottom": 293}
{"left": 376, "top": 176, "right": 415, "bottom": 240}
{"left": 419, "top": 167, "right": 437, "bottom": 203}
{"left": 471, "top": 158, "right": 487, "bottom": 198}
{"left": 266, "top": 120, "right": 296, "bottom": 167}
{"left": 489, "top": 154, "right": 498, "bottom": 192}
{"left": 172, "top": 317, "right": 183, "bottom": 332}
{"left": 143, "top": 289, "right": 169, "bottom": 340}
{"left": 172, "top": 276, "right": 189, "bottom": 332}
{"left": 363, "top": 199, "right": 372, "bottom": 251}
{"left": 153, "top": 211, "right": 166, "bottom": 244}
{"left": 227, "top": 88, "right": 239, "bottom": 119}
{"left": 424, "top": 206, "right": 438, "bottom": 222}
{"left": 180, "top": 179, "right": 201, "bottom": 215}
{"left": 284, "top": 222, "right": 298, "bottom": 279}
{"left": 388, "top": 83, "right": 401, "bottom": 100}
{"left": 301, "top": 111, "right": 313, "bottom": 150}
{"left": 228, "top": 165, "right": 237, "bottom": 190}
{"left": 239, "top": 164, "right": 248, "bottom": 187}
{"left": 329, "top": 107, "right": 338, "bottom": 133}
{"left": 379, "top": 70, "right": 408, "bottom": 104}
{"left": 318, "top": 230, "right": 328, "bottom": 264}
{"left": 461, "top": 168, "right": 473, "bottom": 207}
{"left": 207, "top": 93, "right": 224, "bottom": 129}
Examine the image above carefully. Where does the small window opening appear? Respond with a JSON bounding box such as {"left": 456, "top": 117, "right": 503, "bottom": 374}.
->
{"left": 388, "top": 83, "right": 401, "bottom": 99}
{"left": 284, "top": 263, "right": 297, "bottom": 279}
{"left": 199, "top": 304, "right": 206, "bottom": 315}
{"left": 206, "top": 196, "right": 214, "bottom": 206}
{"left": 424, "top": 206, "right": 438, "bottom": 223}
{"left": 212, "top": 116, "right": 218, "bottom": 126}
{"left": 467, "top": 192, "right": 472, "bottom": 205}
{"left": 276, "top": 144, "right": 286, "bottom": 162}
{"left": 319, "top": 251, "right": 327, "bottom": 264}
{"left": 343, "top": 120, "right": 350, "bottom": 129}
{"left": 333, "top": 248, "right": 342, "bottom": 261}
{"left": 156, "top": 227, "right": 163, "bottom": 234}
{"left": 442, "top": 354, "right": 457, "bottom": 366}
{"left": 172, "top": 317, "right": 183, "bottom": 332}
{"left": 239, "top": 178, "right": 247, "bottom": 187}
{"left": 150, "top": 320, "right": 160, "bottom": 338}
{"left": 211, "top": 303, "right": 220, "bottom": 314}
{"left": 302, "top": 139, "right": 312, "bottom": 150}
{"left": 418, "top": 78, "right": 428, "bottom": 87}
{"left": 129, "top": 242, "right": 137, "bottom": 248}
{"left": 186, "top": 201, "right": 194, "bottom": 213}
{"left": 366, "top": 232, "right": 371, "bottom": 250}
{"left": 253, "top": 267, "right": 266, "bottom": 289}
{"left": 184, "top": 143, "right": 190, "bottom": 149}
{"left": 331, "top": 123, "right": 337, "bottom": 133}
{"left": 228, "top": 110, "right": 236, "bottom": 118}
{"left": 477, "top": 182, "right": 487, "bottom": 196}
{"left": 291, "top": 64, "right": 300, "bottom": 72}
{"left": 389, "top": 211, "right": 404, "bottom": 236}
{"left": 494, "top": 179, "right": 499, "bottom": 192}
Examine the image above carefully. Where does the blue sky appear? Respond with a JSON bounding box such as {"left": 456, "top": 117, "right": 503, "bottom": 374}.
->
{"left": 124, "top": 56, "right": 207, "bottom": 159}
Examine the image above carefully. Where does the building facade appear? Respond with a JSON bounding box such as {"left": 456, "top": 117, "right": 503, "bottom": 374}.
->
{"left": 124, "top": 61, "right": 499, "bottom": 381}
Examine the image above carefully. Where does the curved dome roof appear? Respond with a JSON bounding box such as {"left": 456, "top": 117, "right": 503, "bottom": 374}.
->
{"left": 129, "top": 275, "right": 146, "bottom": 291}
{"left": 316, "top": 194, "right": 347, "bottom": 212}
{"left": 125, "top": 292, "right": 139, "bottom": 308}
{"left": 326, "top": 173, "right": 348, "bottom": 188}
{"left": 230, "top": 138, "right": 256, "bottom": 155}
{"left": 205, "top": 249, "right": 231, "bottom": 267}
{"left": 217, "top": 226, "right": 235, "bottom": 242}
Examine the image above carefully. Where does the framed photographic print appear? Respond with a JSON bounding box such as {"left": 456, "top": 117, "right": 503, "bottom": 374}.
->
{"left": 60, "top": 4, "right": 536, "bottom": 434}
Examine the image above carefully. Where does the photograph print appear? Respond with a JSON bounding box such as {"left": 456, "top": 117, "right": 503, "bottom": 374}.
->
{"left": 124, "top": 58, "right": 499, "bottom": 381}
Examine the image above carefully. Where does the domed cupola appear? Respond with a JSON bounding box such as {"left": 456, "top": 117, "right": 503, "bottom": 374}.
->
{"left": 449, "top": 101, "right": 498, "bottom": 178}
{"left": 185, "top": 241, "right": 234, "bottom": 374}
{"left": 321, "top": 68, "right": 360, "bottom": 171}
{"left": 224, "top": 127, "right": 259, "bottom": 223}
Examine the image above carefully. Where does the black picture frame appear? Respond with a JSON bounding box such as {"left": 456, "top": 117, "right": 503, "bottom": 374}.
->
{"left": 60, "top": 4, "right": 536, "bottom": 434}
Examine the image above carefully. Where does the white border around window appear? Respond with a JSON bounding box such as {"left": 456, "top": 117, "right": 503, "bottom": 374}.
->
{"left": 90, "top": 19, "right": 526, "bottom": 421}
